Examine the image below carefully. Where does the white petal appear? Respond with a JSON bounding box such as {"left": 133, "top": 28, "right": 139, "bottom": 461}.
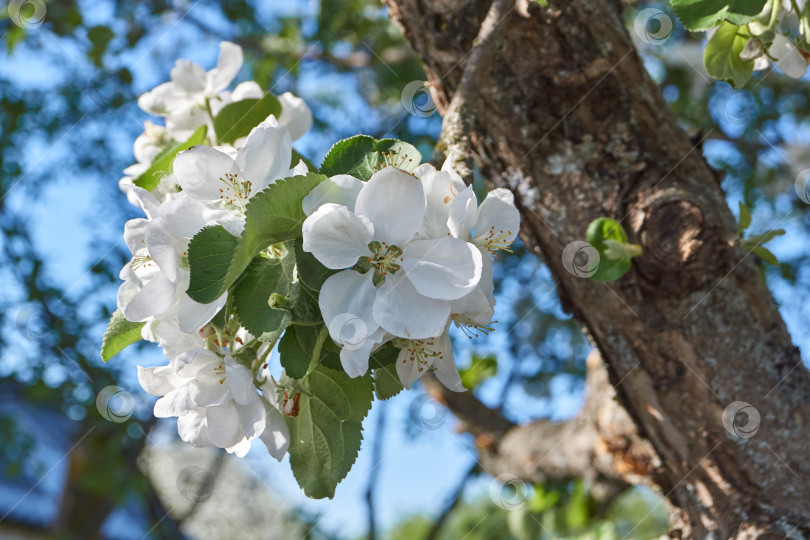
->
{"left": 137, "top": 365, "right": 179, "bottom": 397}
{"left": 171, "top": 59, "right": 206, "bottom": 94}
{"left": 355, "top": 167, "right": 425, "bottom": 245}
{"left": 236, "top": 400, "right": 266, "bottom": 439}
{"left": 226, "top": 359, "right": 256, "bottom": 405}
{"left": 154, "top": 386, "right": 194, "bottom": 417}
{"left": 145, "top": 220, "right": 180, "bottom": 283}
{"left": 173, "top": 146, "right": 240, "bottom": 201}
{"left": 395, "top": 346, "right": 422, "bottom": 389}
{"left": 416, "top": 163, "right": 465, "bottom": 239}
{"left": 302, "top": 204, "right": 373, "bottom": 269}
{"left": 770, "top": 35, "right": 808, "bottom": 79}
{"left": 126, "top": 186, "right": 160, "bottom": 219}
{"left": 447, "top": 186, "right": 478, "bottom": 240}
{"left": 401, "top": 238, "right": 482, "bottom": 300}
{"left": 189, "top": 375, "right": 230, "bottom": 407}
{"left": 433, "top": 342, "right": 464, "bottom": 392}
{"left": 177, "top": 408, "right": 210, "bottom": 447}
{"left": 450, "top": 284, "right": 494, "bottom": 327}
{"left": 277, "top": 92, "right": 313, "bottom": 141}
{"left": 474, "top": 188, "right": 520, "bottom": 248}
{"left": 260, "top": 405, "right": 290, "bottom": 460}
{"left": 124, "top": 219, "right": 148, "bottom": 255}
{"left": 177, "top": 291, "right": 227, "bottom": 334}
{"left": 320, "top": 270, "right": 379, "bottom": 346}
{"left": 235, "top": 119, "right": 292, "bottom": 192}
{"left": 373, "top": 273, "right": 450, "bottom": 339}
{"left": 226, "top": 438, "right": 252, "bottom": 457}
{"left": 122, "top": 272, "right": 177, "bottom": 321}
{"left": 137, "top": 82, "right": 175, "bottom": 115}
{"left": 302, "top": 175, "right": 364, "bottom": 215}
{"left": 206, "top": 402, "right": 244, "bottom": 448}
{"left": 208, "top": 41, "right": 243, "bottom": 92}
{"left": 232, "top": 81, "right": 264, "bottom": 101}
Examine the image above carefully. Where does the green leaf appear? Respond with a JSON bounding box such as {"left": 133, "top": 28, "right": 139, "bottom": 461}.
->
{"left": 278, "top": 325, "right": 335, "bottom": 379}
{"left": 369, "top": 343, "right": 403, "bottom": 400}
{"left": 320, "top": 135, "right": 422, "bottom": 180}
{"left": 133, "top": 125, "right": 207, "bottom": 191}
{"left": 703, "top": 22, "right": 755, "bottom": 89}
{"left": 7, "top": 26, "right": 26, "bottom": 53}
{"left": 232, "top": 250, "right": 296, "bottom": 341}
{"left": 748, "top": 245, "right": 779, "bottom": 265}
{"left": 286, "top": 366, "right": 373, "bottom": 498}
{"left": 743, "top": 228, "right": 785, "bottom": 246}
{"left": 87, "top": 25, "right": 114, "bottom": 67}
{"left": 373, "top": 363, "right": 403, "bottom": 400}
{"left": 186, "top": 173, "right": 326, "bottom": 304}
{"left": 294, "top": 237, "right": 334, "bottom": 291}
{"left": 101, "top": 310, "right": 144, "bottom": 362}
{"left": 585, "top": 217, "right": 635, "bottom": 282}
{"left": 671, "top": 0, "right": 768, "bottom": 31}
{"left": 737, "top": 201, "right": 752, "bottom": 234}
{"left": 213, "top": 95, "right": 281, "bottom": 144}
{"left": 459, "top": 353, "right": 498, "bottom": 390}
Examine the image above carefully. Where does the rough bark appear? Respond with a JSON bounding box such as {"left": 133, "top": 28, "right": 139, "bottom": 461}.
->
{"left": 385, "top": 0, "right": 810, "bottom": 536}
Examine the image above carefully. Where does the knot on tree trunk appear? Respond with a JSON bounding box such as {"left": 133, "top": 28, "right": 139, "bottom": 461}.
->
{"left": 631, "top": 188, "right": 735, "bottom": 293}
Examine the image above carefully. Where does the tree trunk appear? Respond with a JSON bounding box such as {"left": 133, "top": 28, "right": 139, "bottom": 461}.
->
{"left": 385, "top": 0, "right": 810, "bottom": 536}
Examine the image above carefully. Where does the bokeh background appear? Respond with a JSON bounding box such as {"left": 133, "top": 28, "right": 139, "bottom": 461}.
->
{"left": 0, "top": 1, "right": 808, "bottom": 538}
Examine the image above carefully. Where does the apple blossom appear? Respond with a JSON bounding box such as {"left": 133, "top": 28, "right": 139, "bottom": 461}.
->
{"left": 302, "top": 166, "right": 483, "bottom": 375}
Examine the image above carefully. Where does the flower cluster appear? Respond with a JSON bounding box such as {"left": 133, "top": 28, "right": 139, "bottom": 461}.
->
{"left": 301, "top": 161, "right": 519, "bottom": 390}
{"left": 116, "top": 42, "right": 312, "bottom": 458}
{"left": 108, "top": 41, "right": 520, "bottom": 485}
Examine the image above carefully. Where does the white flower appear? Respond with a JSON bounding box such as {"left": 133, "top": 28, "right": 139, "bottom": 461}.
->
{"left": 769, "top": 34, "right": 808, "bottom": 79}
{"left": 117, "top": 191, "right": 229, "bottom": 334}
{"left": 302, "top": 167, "right": 483, "bottom": 376}
{"left": 412, "top": 161, "right": 466, "bottom": 239}
{"left": 447, "top": 186, "right": 520, "bottom": 254}
{"left": 138, "top": 349, "right": 266, "bottom": 454}
{"left": 395, "top": 331, "right": 464, "bottom": 391}
{"left": 172, "top": 117, "right": 296, "bottom": 222}
{"left": 138, "top": 42, "right": 246, "bottom": 139}
{"left": 257, "top": 370, "right": 292, "bottom": 460}
{"left": 277, "top": 91, "right": 313, "bottom": 141}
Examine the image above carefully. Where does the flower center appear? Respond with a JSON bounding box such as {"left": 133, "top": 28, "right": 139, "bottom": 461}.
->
{"left": 451, "top": 315, "right": 495, "bottom": 339}
{"left": 399, "top": 338, "right": 442, "bottom": 373}
{"left": 218, "top": 172, "right": 252, "bottom": 211}
{"left": 475, "top": 226, "right": 513, "bottom": 254}
{"left": 131, "top": 254, "right": 155, "bottom": 272}
{"left": 367, "top": 241, "right": 404, "bottom": 282}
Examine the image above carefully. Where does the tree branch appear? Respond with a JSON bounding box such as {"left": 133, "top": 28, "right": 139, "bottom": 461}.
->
{"left": 431, "top": 0, "right": 515, "bottom": 180}
{"left": 423, "top": 351, "right": 659, "bottom": 504}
